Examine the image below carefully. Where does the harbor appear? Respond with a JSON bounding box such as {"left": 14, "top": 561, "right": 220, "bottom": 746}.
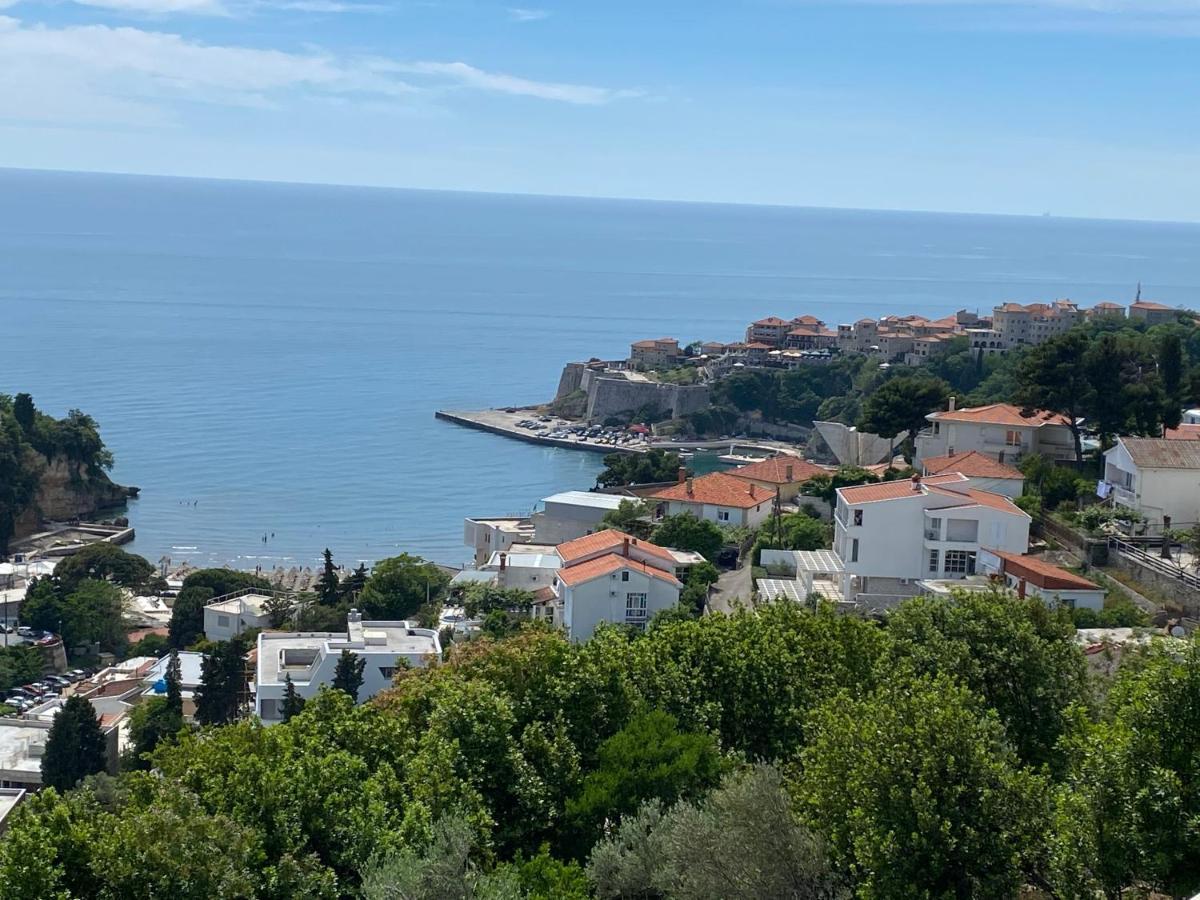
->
{"left": 435, "top": 407, "right": 797, "bottom": 460}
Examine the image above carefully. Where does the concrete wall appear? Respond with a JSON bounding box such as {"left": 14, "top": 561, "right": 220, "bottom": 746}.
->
{"left": 813, "top": 421, "right": 893, "bottom": 466}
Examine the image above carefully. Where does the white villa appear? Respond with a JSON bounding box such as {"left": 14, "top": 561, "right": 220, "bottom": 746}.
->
{"left": 833, "top": 473, "right": 1030, "bottom": 605}
{"left": 254, "top": 611, "right": 440, "bottom": 723}
{"left": 203, "top": 590, "right": 278, "bottom": 642}
{"left": 1103, "top": 437, "right": 1200, "bottom": 531}
{"left": 915, "top": 401, "right": 1075, "bottom": 468}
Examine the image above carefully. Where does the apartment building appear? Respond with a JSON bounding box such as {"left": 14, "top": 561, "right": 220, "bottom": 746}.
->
{"left": 629, "top": 337, "right": 683, "bottom": 369}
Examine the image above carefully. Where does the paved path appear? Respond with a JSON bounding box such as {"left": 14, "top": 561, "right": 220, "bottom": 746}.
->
{"left": 708, "top": 565, "right": 753, "bottom": 614}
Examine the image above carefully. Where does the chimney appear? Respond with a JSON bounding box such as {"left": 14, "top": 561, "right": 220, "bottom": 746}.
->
{"left": 348, "top": 608, "right": 362, "bottom": 624}
{"left": 677, "top": 467, "right": 687, "bottom": 484}
{"left": 786, "top": 464, "right": 794, "bottom": 482}
{"left": 911, "top": 474, "right": 922, "bottom": 492}
{"left": 623, "top": 537, "right": 630, "bottom": 557}
{"left": 749, "top": 483, "right": 756, "bottom": 499}
{"left": 948, "top": 396, "right": 956, "bottom": 411}
{"left": 499, "top": 552, "right": 507, "bottom": 572}
{"left": 686, "top": 477, "right": 694, "bottom": 497}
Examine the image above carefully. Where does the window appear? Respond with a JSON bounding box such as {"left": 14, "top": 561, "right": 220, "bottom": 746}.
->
{"left": 260, "top": 699, "right": 281, "bottom": 720}
{"left": 853, "top": 509, "right": 863, "bottom": 526}
{"left": 717, "top": 510, "right": 731, "bottom": 522}
{"left": 926, "top": 518, "right": 941, "bottom": 541}
{"left": 1005, "top": 430, "right": 1022, "bottom": 447}
{"left": 928, "top": 549, "right": 939, "bottom": 573}
{"left": 621, "top": 571, "right": 630, "bottom": 582}
{"left": 217, "top": 615, "right": 230, "bottom": 628}
{"left": 625, "top": 593, "right": 648, "bottom": 625}
{"left": 379, "top": 667, "right": 396, "bottom": 679}
{"left": 944, "top": 550, "right": 977, "bottom": 575}
{"left": 850, "top": 538, "right": 859, "bottom": 563}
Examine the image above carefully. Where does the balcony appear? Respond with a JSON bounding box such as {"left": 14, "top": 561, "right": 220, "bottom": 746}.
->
{"left": 1112, "top": 485, "right": 1137, "bottom": 509}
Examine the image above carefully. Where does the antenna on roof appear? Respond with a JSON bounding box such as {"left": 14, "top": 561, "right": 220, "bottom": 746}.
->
{"left": 1135, "top": 282, "right": 1142, "bottom": 302}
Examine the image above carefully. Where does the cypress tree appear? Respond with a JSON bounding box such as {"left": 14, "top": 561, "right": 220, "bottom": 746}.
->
{"left": 165, "top": 648, "right": 183, "bottom": 715}
{"left": 42, "top": 694, "right": 106, "bottom": 792}
{"left": 317, "top": 549, "right": 340, "bottom": 606}
{"left": 332, "top": 649, "right": 366, "bottom": 702}
{"left": 195, "top": 638, "right": 245, "bottom": 726}
{"left": 281, "top": 674, "right": 306, "bottom": 722}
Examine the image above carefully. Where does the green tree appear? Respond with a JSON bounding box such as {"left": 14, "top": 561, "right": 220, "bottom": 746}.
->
{"left": 58, "top": 579, "right": 128, "bottom": 654}
{"left": 801, "top": 673, "right": 1046, "bottom": 899}
{"left": 340, "top": 563, "right": 369, "bottom": 601}
{"left": 42, "top": 694, "right": 108, "bottom": 792}
{"left": 600, "top": 499, "right": 654, "bottom": 538}
{"left": 12, "top": 392, "right": 35, "bottom": 434}
{"left": 1158, "top": 330, "right": 1185, "bottom": 429}
{"left": 800, "top": 466, "right": 879, "bottom": 514}
{"left": 588, "top": 764, "right": 847, "bottom": 900}
{"left": 168, "top": 584, "right": 214, "bottom": 648}
{"left": 857, "top": 375, "right": 951, "bottom": 453}
{"left": 0, "top": 644, "right": 46, "bottom": 693}
{"left": 651, "top": 513, "right": 724, "bottom": 562}
{"left": 359, "top": 554, "right": 450, "bottom": 620}
{"left": 678, "top": 561, "right": 719, "bottom": 616}
{"left": 332, "top": 649, "right": 367, "bottom": 702}
{"left": 1016, "top": 331, "right": 1095, "bottom": 462}
{"left": 281, "top": 674, "right": 306, "bottom": 723}
{"left": 54, "top": 542, "right": 155, "bottom": 594}
{"left": 127, "top": 696, "right": 184, "bottom": 769}
{"left": 1049, "top": 640, "right": 1200, "bottom": 896}
{"left": 263, "top": 592, "right": 295, "bottom": 628}
{"left": 165, "top": 647, "right": 183, "bottom": 713}
{"left": 565, "top": 710, "right": 723, "bottom": 855}
{"left": 317, "top": 548, "right": 340, "bottom": 606}
{"left": 180, "top": 568, "right": 270, "bottom": 599}
{"left": 885, "top": 588, "right": 1089, "bottom": 771}
{"left": 361, "top": 815, "right": 523, "bottom": 900}
{"left": 596, "top": 449, "right": 684, "bottom": 489}
{"left": 195, "top": 638, "right": 246, "bottom": 726}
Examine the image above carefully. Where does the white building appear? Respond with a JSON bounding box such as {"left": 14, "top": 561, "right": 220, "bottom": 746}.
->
{"left": 920, "top": 450, "right": 1025, "bottom": 498}
{"left": 977, "top": 549, "right": 1105, "bottom": 612}
{"left": 254, "top": 611, "right": 440, "bottom": 723}
{"left": 483, "top": 548, "right": 562, "bottom": 591}
{"left": 915, "top": 401, "right": 1076, "bottom": 468}
{"left": 649, "top": 471, "right": 776, "bottom": 528}
{"left": 532, "top": 491, "right": 629, "bottom": 545}
{"left": 463, "top": 517, "right": 535, "bottom": 567}
{"left": 1103, "top": 437, "right": 1200, "bottom": 531}
{"left": 833, "top": 473, "right": 1031, "bottom": 604}
{"left": 545, "top": 531, "right": 682, "bottom": 641}
{"left": 203, "top": 590, "right": 278, "bottom": 642}
{"left": 141, "top": 650, "right": 205, "bottom": 719}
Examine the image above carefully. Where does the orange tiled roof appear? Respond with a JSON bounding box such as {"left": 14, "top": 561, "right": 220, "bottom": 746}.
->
{"left": 930, "top": 403, "right": 1071, "bottom": 428}
{"left": 743, "top": 342, "right": 775, "bottom": 350}
{"left": 838, "top": 473, "right": 967, "bottom": 504}
{"left": 752, "top": 316, "right": 790, "bottom": 326}
{"left": 1092, "top": 301, "right": 1124, "bottom": 309}
{"left": 988, "top": 550, "right": 1099, "bottom": 591}
{"left": 791, "top": 315, "right": 824, "bottom": 325}
{"left": 557, "top": 529, "right": 674, "bottom": 564}
{"left": 922, "top": 450, "right": 1024, "bottom": 480}
{"left": 787, "top": 326, "right": 819, "bottom": 336}
{"left": 556, "top": 554, "right": 681, "bottom": 587}
{"left": 731, "top": 455, "right": 829, "bottom": 485}
{"left": 1132, "top": 300, "right": 1173, "bottom": 311}
{"left": 1165, "top": 424, "right": 1200, "bottom": 440}
{"left": 651, "top": 471, "right": 777, "bottom": 509}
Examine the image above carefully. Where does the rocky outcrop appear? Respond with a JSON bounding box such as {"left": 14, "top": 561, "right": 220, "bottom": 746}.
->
{"left": 13, "top": 454, "right": 137, "bottom": 538}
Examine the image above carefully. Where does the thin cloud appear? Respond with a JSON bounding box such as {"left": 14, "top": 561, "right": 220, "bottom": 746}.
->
{"left": 507, "top": 7, "right": 548, "bottom": 21}
{"left": 69, "top": 0, "right": 229, "bottom": 12}
{"left": 392, "top": 60, "right": 639, "bottom": 105}
{"left": 0, "top": 15, "right": 639, "bottom": 130}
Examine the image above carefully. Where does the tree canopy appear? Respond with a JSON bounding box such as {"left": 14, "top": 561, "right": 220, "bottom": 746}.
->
{"left": 42, "top": 694, "right": 107, "bottom": 793}
{"left": 650, "top": 513, "right": 724, "bottom": 562}
{"left": 596, "top": 449, "right": 684, "bottom": 489}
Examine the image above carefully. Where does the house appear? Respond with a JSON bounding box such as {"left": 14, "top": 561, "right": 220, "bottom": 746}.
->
{"left": 0, "top": 696, "right": 126, "bottom": 789}
{"left": 1103, "top": 437, "right": 1200, "bottom": 530}
{"left": 629, "top": 338, "right": 683, "bottom": 369}
{"left": 744, "top": 317, "right": 793, "bottom": 347}
{"left": 140, "top": 650, "right": 205, "bottom": 719}
{"left": 254, "top": 611, "right": 440, "bottom": 723}
{"left": 482, "top": 548, "right": 561, "bottom": 590}
{"left": 1129, "top": 300, "right": 1181, "bottom": 325}
{"left": 545, "top": 531, "right": 682, "bottom": 641}
{"left": 977, "top": 549, "right": 1105, "bottom": 612}
{"left": 463, "top": 517, "right": 535, "bottom": 567}
{"left": 532, "top": 491, "right": 630, "bottom": 544}
{"left": 1087, "top": 301, "right": 1126, "bottom": 319}
{"left": 204, "top": 590, "right": 282, "bottom": 641}
{"left": 915, "top": 400, "right": 1075, "bottom": 467}
{"left": 833, "top": 473, "right": 1030, "bottom": 605}
{"left": 920, "top": 450, "right": 1025, "bottom": 498}
{"left": 728, "top": 454, "right": 830, "bottom": 503}
{"left": 649, "top": 471, "right": 777, "bottom": 528}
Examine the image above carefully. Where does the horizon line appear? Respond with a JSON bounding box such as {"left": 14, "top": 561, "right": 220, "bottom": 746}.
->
{"left": 2, "top": 164, "right": 1198, "bottom": 229}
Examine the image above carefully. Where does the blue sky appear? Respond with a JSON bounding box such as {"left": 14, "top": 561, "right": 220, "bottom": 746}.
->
{"left": 0, "top": 0, "right": 1197, "bottom": 220}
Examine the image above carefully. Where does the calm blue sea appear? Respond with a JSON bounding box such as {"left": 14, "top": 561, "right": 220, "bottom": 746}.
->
{"left": 3, "top": 168, "right": 1199, "bottom": 569}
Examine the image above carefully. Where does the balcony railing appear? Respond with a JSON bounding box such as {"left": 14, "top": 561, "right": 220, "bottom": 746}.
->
{"left": 1112, "top": 486, "right": 1137, "bottom": 508}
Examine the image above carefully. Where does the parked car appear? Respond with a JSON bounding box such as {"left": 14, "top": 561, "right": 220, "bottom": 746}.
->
{"left": 15, "top": 627, "right": 32, "bottom": 638}
{"left": 67, "top": 670, "right": 86, "bottom": 682}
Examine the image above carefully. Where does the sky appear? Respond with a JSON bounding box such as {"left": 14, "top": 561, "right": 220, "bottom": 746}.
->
{"left": 0, "top": 0, "right": 1198, "bottom": 220}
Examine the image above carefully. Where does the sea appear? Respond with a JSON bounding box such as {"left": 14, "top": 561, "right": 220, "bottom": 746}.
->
{"left": 3, "top": 168, "right": 1199, "bottom": 571}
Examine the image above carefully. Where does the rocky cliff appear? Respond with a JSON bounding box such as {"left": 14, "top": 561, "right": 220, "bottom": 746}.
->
{"left": 12, "top": 455, "right": 137, "bottom": 538}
